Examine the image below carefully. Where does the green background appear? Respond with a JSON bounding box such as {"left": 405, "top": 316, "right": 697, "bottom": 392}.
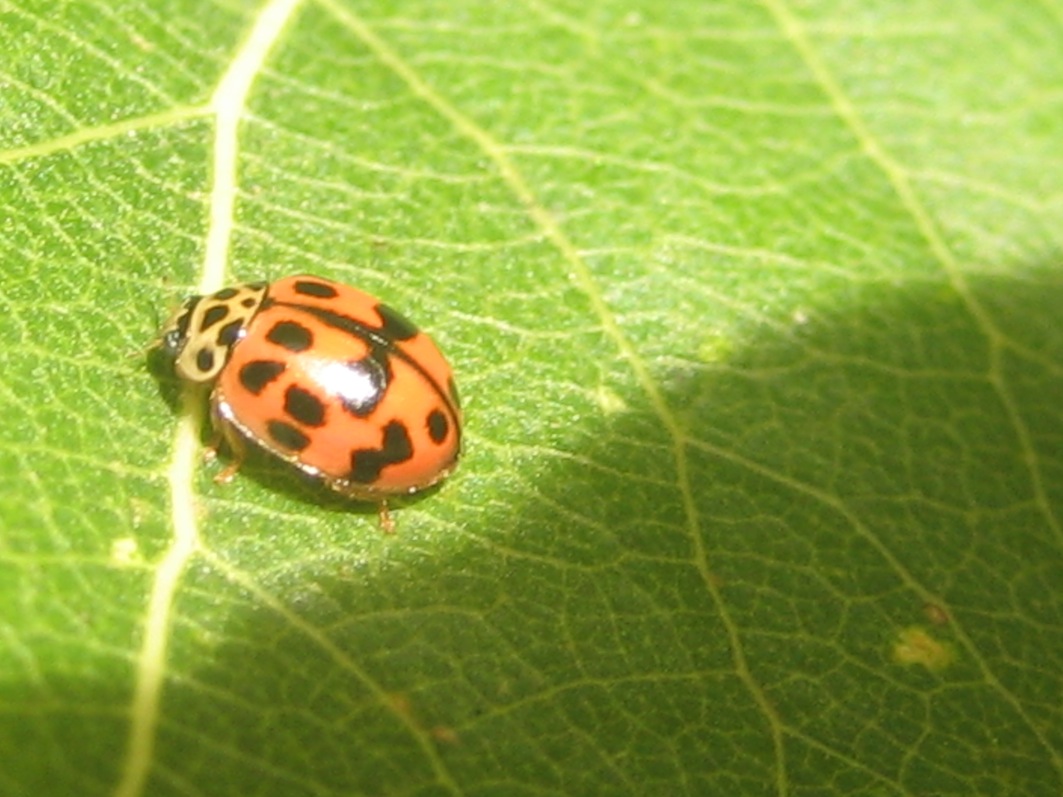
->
{"left": 1, "top": 1, "right": 1061, "bottom": 795}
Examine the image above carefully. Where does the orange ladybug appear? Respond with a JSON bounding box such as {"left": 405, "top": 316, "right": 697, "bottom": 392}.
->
{"left": 157, "top": 275, "right": 461, "bottom": 528}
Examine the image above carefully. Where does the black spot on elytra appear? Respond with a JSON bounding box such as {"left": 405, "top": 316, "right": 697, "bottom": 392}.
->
{"left": 268, "top": 420, "right": 310, "bottom": 452}
{"left": 294, "top": 279, "right": 339, "bottom": 299}
{"left": 376, "top": 303, "right": 419, "bottom": 341}
{"left": 217, "top": 319, "right": 244, "bottom": 347}
{"left": 195, "top": 348, "right": 215, "bottom": 373}
{"left": 213, "top": 287, "right": 239, "bottom": 301}
{"left": 348, "top": 421, "right": 413, "bottom": 484}
{"left": 336, "top": 355, "right": 389, "bottom": 417}
{"left": 239, "top": 360, "right": 285, "bottom": 395}
{"left": 427, "top": 409, "right": 449, "bottom": 444}
{"left": 266, "top": 320, "right": 313, "bottom": 352}
{"left": 201, "top": 304, "right": 228, "bottom": 331}
{"left": 284, "top": 385, "right": 326, "bottom": 427}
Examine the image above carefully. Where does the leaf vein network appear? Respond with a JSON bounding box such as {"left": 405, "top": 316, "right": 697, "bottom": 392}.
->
{"left": 761, "top": 0, "right": 1063, "bottom": 779}
{"left": 317, "top": 0, "right": 793, "bottom": 793}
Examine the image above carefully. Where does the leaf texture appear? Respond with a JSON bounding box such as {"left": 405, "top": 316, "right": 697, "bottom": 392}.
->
{"left": 1, "top": 1, "right": 1061, "bottom": 796}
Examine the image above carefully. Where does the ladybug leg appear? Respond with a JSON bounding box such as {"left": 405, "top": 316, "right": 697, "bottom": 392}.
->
{"left": 202, "top": 424, "right": 223, "bottom": 464}
{"left": 378, "top": 501, "right": 395, "bottom": 534}
{"left": 212, "top": 423, "right": 247, "bottom": 485}
{"left": 207, "top": 404, "right": 247, "bottom": 485}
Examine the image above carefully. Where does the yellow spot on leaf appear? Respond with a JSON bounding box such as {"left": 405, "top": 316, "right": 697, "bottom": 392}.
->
{"left": 595, "top": 385, "right": 627, "bottom": 415}
{"left": 697, "top": 333, "right": 734, "bottom": 363}
{"left": 892, "top": 626, "right": 955, "bottom": 671}
{"left": 110, "top": 536, "right": 141, "bottom": 566}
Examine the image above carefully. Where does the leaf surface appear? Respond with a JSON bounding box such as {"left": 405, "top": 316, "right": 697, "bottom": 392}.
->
{"left": 1, "top": 1, "right": 1062, "bottom": 796}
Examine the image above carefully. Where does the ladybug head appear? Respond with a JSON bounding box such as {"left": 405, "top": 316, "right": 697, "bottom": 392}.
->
{"left": 157, "top": 296, "right": 200, "bottom": 362}
{"left": 144, "top": 295, "right": 202, "bottom": 405}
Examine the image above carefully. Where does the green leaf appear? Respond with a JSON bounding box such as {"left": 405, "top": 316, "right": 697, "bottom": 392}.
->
{"left": 2, "top": 1, "right": 1061, "bottom": 795}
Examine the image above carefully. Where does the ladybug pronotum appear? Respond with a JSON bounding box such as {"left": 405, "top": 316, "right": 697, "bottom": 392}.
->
{"left": 156, "top": 275, "right": 461, "bottom": 528}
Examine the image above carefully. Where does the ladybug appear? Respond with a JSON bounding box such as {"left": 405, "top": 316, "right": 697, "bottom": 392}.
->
{"left": 156, "top": 275, "right": 461, "bottom": 528}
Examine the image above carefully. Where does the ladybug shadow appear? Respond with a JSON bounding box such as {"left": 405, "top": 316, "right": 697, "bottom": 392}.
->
{"left": 144, "top": 346, "right": 184, "bottom": 414}
{"left": 145, "top": 346, "right": 441, "bottom": 519}
{"left": 209, "top": 441, "right": 446, "bottom": 520}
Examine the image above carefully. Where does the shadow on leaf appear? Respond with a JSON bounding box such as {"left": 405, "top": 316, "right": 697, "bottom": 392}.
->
{"left": 4, "top": 265, "right": 1061, "bottom": 796}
